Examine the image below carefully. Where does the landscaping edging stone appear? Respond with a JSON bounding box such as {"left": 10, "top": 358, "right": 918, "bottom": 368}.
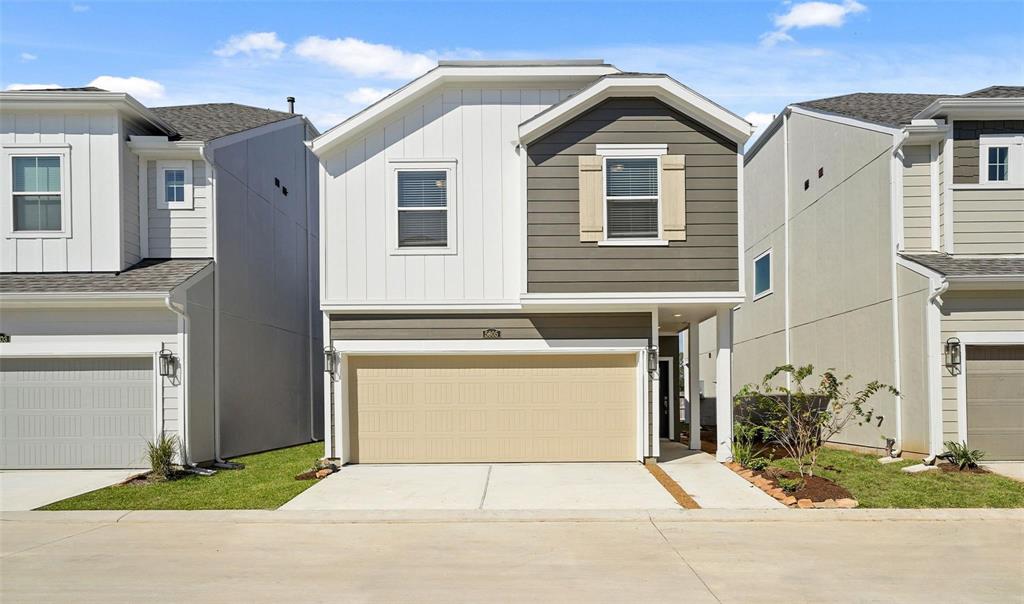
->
{"left": 724, "top": 462, "right": 859, "bottom": 509}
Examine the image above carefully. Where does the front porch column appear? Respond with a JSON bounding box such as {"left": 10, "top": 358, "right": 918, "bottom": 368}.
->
{"left": 715, "top": 307, "right": 734, "bottom": 462}
{"left": 687, "top": 322, "right": 701, "bottom": 450}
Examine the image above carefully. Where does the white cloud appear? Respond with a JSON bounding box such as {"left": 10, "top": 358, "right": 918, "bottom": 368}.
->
{"left": 87, "top": 76, "right": 165, "bottom": 103}
{"left": 343, "top": 87, "right": 392, "bottom": 106}
{"left": 71, "top": 3, "right": 89, "bottom": 12}
{"left": 762, "top": 0, "right": 866, "bottom": 46}
{"left": 214, "top": 32, "right": 286, "bottom": 60}
{"left": 294, "top": 36, "right": 435, "bottom": 79}
{"left": 744, "top": 111, "right": 776, "bottom": 129}
{"left": 5, "top": 83, "right": 62, "bottom": 91}
{"left": 19, "top": 52, "right": 38, "bottom": 61}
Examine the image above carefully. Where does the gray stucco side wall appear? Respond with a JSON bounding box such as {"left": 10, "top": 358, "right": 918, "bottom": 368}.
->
{"left": 331, "top": 313, "right": 652, "bottom": 343}
{"left": 211, "top": 120, "right": 322, "bottom": 457}
{"left": 526, "top": 98, "right": 739, "bottom": 293}
{"left": 896, "top": 266, "right": 930, "bottom": 455}
{"left": 953, "top": 120, "right": 1024, "bottom": 183}
{"left": 185, "top": 269, "right": 216, "bottom": 463}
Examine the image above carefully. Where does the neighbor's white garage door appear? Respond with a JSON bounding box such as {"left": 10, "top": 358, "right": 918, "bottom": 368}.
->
{"left": 0, "top": 357, "right": 154, "bottom": 469}
{"left": 348, "top": 353, "right": 638, "bottom": 463}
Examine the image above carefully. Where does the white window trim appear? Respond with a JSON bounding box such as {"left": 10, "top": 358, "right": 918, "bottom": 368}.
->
{"left": 156, "top": 159, "right": 194, "bottom": 210}
{"left": 387, "top": 158, "right": 458, "bottom": 256}
{"left": 752, "top": 248, "right": 773, "bottom": 301}
{"left": 3, "top": 145, "right": 72, "bottom": 239}
{"left": 979, "top": 134, "right": 1024, "bottom": 186}
{"left": 601, "top": 154, "right": 664, "bottom": 245}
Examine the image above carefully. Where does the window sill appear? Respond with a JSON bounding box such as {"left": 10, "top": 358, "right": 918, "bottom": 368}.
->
{"left": 951, "top": 184, "right": 1024, "bottom": 190}
{"left": 389, "top": 246, "right": 458, "bottom": 256}
{"left": 752, "top": 289, "right": 773, "bottom": 301}
{"left": 5, "top": 230, "right": 71, "bottom": 240}
{"left": 597, "top": 239, "right": 669, "bottom": 247}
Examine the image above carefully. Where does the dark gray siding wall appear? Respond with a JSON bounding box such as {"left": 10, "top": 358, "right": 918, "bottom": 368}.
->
{"left": 331, "top": 312, "right": 651, "bottom": 342}
{"left": 527, "top": 98, "right": 739, "bottom": 293}
{"left": 953, "top": 120, "right": 1024, "bottom": 183}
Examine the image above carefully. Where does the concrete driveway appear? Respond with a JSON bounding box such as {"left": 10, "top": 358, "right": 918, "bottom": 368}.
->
{"left": 0, "top": 470, "right": 139, "bottom": 511}
{"left": 281, "top": 462, "right": 681, "bottom": 510}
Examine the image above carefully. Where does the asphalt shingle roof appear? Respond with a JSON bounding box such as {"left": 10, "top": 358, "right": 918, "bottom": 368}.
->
{"left": 149, "top": 103, "right": 294, "bottom": 142}
{"left": 901, "top": 254, "right": 1024, "bottom": 278}
{"left": 795, "top": 93, "right": 949, "bottom": 128}
{"left": 0, "top": 258, "right": 211, "bottom": 295}
{"left": 962, "top": 86, "right": 1024, "bottom": 98}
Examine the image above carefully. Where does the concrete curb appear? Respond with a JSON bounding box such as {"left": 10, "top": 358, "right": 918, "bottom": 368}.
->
{"left": 2, "top": 508, "right": 1022, "bottom": 524}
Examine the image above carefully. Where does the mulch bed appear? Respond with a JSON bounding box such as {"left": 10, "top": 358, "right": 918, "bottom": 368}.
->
{"left": 758, "top": 468, "right": 853, "bottom": 502}
{"left": 938, "top": 463, "right": 990, "bottom": 475}
{"left": 118, "top": 470, "right": 189, "bottom": 486}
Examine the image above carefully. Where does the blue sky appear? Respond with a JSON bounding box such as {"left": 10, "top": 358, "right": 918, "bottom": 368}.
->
{"left": 2, "top": 0, "right": 1022, "bottom": 132}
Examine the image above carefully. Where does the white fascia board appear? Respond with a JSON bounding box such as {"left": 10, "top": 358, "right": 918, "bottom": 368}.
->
{"left": 520, "top": 292, "right": 745, "bottom": 306}
{"left": 321, "top": 301, "right": 524, "bottom": 313}
{"left": 0, "top": 91, "right": 179, "bottom": 136}
{"left": 903, "top": 119, "right": 949, "bottom": 144}
{"left": 915, "top": 98, "right": 1024, "bottom": 120}
{"left": 128, "top": 136, "right": 205, "bottom": 159}
{"left": 310, "top": 65, "right": 620, "bottom": 157}
{"left": 519, "top": 76, "right": 753, "bottom": 145}
{"left": 788, "top": 105, "right": 902, "bottom": 136}
{"left": 332, "top": 339, "right": 648, "bottom": 354}
{"left": 0, "top": 292, "right": 169, "bottom": 309}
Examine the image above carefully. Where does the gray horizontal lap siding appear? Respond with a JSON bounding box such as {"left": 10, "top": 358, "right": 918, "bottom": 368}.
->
{"left": 953, "top": 120, "right": 1024, "bottom": 183}
{"left": 527, "top": 98, "right": 739, "bottom": 293}
{"left": 330, "top": 313, "right": 651, "bottom": 343}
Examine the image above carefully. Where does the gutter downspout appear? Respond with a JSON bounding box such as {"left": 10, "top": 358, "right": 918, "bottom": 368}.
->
{"left": 304, "top": 127, "right": 317, "bottom": 443}
{"left": 888, "top": 131, "right": 909, "bottom": 455}
{"left": 924, "top": 278, "right": 950, "bottom": 464}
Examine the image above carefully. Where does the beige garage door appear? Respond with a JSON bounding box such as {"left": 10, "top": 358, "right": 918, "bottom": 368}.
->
{"left": 966, "top": 345, "right": 1024, "bottom": 461}
{"left": 349, "top": 354, "right": 637, "bottom": 463}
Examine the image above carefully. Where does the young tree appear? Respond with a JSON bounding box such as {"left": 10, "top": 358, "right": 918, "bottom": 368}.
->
{"left": 735, "top": 365, "right": 898, "bottom": 479}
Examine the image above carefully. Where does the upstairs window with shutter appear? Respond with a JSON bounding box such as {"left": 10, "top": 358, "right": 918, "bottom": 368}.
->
{"left": 389, "top": 160, "right": 457, "bottom": 255}
{"left": 604, "top": 156, "right": 659, "bottom": 239}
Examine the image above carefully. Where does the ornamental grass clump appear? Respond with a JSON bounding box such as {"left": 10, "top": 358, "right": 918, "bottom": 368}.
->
{"left": 146, "top": 433, "right": 179, "bottom": 481}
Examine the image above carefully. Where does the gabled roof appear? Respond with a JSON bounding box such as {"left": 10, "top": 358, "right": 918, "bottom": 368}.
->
{"left": 900, "top": 253, "right": 1024, "bottom": 279}
{"left": 0, "top": 258, "right": 211, "bottom": 295}
{"left": 519, "top": 73, "right": 752, "bottom": 144}
{"left": 149, "top": 103, "right": 296, "bottom": 142}
{"left": 794, "top": 93, "right": 948, "bottom": 128}
{"left": 310, "top": 61, "right": 621, "bottom": 156}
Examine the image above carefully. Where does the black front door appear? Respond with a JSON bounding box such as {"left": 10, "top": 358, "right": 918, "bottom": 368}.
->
{"left": 659, "top": 360, "right": 670, "bottom": 438}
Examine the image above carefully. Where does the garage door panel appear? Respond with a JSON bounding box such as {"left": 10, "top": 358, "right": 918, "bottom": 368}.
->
{"left": 350, "top": 354, "right": 638, "bottom": 463}
{"left": 0, "top": 357, "right": 154, "bottom": 469}
{"left": 966, "top": 345, "right": 1024, "bottom": 461}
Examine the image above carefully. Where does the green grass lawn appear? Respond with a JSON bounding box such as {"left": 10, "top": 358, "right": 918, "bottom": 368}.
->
{"left": 771, "top": 448, "right": 1024, "bottom": 508}
{"left": 41, "top": 442, "right": 324, "bottom": 511}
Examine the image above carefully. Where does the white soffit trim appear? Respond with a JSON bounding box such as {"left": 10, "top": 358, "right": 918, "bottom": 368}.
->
{"left": 310, "top": 64, "right": 621, "bottom": 156}
{"left": 128, "top": 136, "right": 205, "bottom": 159}
{"left": 0, "top": 90, "right": 179, "bottom": 137}
{"left": 915, "top": 97, "right": 1024, "bottom": 120}
{"left": 519, "top": 75, "right": 753, "bottom": 144}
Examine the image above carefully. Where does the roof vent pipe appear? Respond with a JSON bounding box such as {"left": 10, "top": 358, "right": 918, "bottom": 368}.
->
{"left": 287, "top": 96, "right": 295, "bottom": 113}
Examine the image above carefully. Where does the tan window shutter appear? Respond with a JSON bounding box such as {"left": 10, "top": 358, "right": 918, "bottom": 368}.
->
{"left": 661, "top": 154, "right": 686, "bottom": 241}
{"left": 578, "top": 155, "right": 603, "bottom": 242}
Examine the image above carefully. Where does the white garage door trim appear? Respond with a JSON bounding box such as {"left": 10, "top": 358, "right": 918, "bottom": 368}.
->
{"left": 954, "top": 331, "right": 1024, "bottom": 445}
{"left": 329, "top": 338, "right": 650, "bottom": 463}
{"left": 1, "top": 334, "right": 172, "bottom": 458}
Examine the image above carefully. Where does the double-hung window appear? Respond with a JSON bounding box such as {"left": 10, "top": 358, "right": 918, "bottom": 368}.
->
{"left": 980, "top": 134, "right": 1024, "bottom": 185}
{"left": 390, "top": 160, "right": 456, "bottom": 254}
{"left": 12, "top": 155, "right": 63, "bottom": 232}
{"left": 604, "top": 156, "right": 660, "bottom": 239}
{"left": 156, "top": 160, "right": 193, "bottom": 209}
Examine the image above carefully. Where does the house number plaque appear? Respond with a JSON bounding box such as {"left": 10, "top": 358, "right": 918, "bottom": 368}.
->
{"left": 482, "top": 328, "right": 501, "bottom": 339}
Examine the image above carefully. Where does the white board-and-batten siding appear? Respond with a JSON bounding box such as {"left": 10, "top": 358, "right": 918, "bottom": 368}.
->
{"left": 147, "top": 160, "right": 211, "bottom": 258}
{"left": 0, "top": 109, "right": 123, "bottom": 272}
{"left": 320, "top": 87, "right": 581, "bottom": 305}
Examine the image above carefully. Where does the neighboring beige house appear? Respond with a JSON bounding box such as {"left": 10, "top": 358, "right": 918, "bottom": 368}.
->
{"left": 734, "top": 86, "right": 1024, "bottom": 461}
{"left": 311, "top": 60, "right": 753, "bottom": 464}
{"left": 0, "top": 88, "right": 323, "bottom": 469}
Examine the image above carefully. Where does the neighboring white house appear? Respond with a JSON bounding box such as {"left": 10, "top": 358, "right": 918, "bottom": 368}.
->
{"left": 0, "top": 88, "right": 323, "bottom": 469}
{"left": 310, "top": 60, "right": 752, "bottom": 464}
{"left": 735, "top": 86, "right": 1024, "bottom": 461}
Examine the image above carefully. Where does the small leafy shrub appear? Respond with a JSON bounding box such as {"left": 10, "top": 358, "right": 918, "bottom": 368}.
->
{"left": 735, "top": 364, "right": 898, "bottom": 478}
{"left": 147, "top": 433, "right": 178, "bottom": 480}
{"left": 732, "top": 421, "right": 767, "bottom": 468}
{"left": 778, "top": 477, "right": 803, "bottom": 493}
{"left": 943, "top": 441, "right": 985, "bottom": 470}
{"left": 747, "top": 457, "right": 771, "bottom": 472}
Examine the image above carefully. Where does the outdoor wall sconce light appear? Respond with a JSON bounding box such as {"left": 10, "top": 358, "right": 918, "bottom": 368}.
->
{"left": 647, "top": 345, "right": 659, "bottom": 376}
{"left": 944, "top": 337, "right": 962, "bottom": 375}
{"left": 158, "top": 348, "right": 177, "bottom": 377}
{"left": 324, "top": 346, "right": 338, "bottom": 377}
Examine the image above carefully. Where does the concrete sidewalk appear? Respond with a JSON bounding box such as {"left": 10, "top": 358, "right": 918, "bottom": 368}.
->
{"left": 2, "top": 509, "right": 1021, "bottom": 603}
{"left": 658, "top": 444, "right": 784, "bottom": 509}
{"left": 0, "top": 470, "right": 139, "bottom": 511}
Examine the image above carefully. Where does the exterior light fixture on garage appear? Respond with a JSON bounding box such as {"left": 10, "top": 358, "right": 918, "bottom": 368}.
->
{"left": 324, "top": 346, "right": 338, "bottom": 377}
{"left": 158, "top": 348, "right": 177, "bottom": 377}
{"left": 944, "top": 337, "right": 962, "bottom": 375}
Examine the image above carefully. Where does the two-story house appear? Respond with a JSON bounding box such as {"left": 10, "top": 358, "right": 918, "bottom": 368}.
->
{"left": 311, "top": 60, "right": 752, "bottom": 465}
{"left": 735, "top": 86, "right": 1023, "bottom": 462}
{"left": 0, "top": 88, "right": 323, "bottom": 469}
